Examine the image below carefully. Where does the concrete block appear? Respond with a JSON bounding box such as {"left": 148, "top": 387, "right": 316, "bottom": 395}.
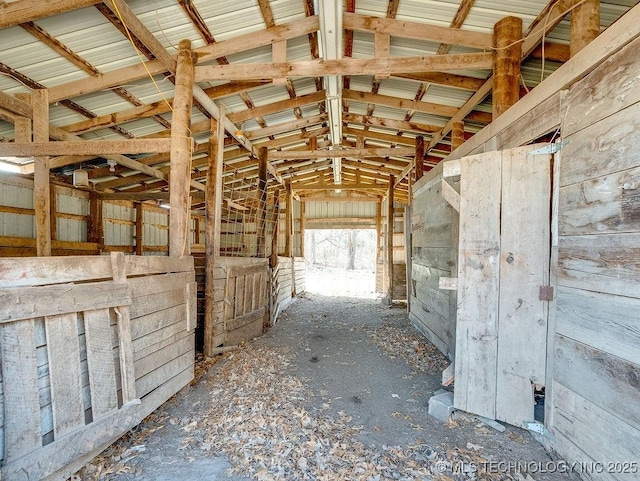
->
{"left": 428, "top": 389, "right": 455, "bottom": 422}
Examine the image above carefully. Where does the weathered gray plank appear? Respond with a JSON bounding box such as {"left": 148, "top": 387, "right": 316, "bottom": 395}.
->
{"left": 557, "top": 233, "right": 640, "bottom": 298}
{"left": 556, "top": 286, "right": 640, "bottom": 366}
{"left": 127, "top": 272, "right": 194, "bottom": 299}
{"left": 496, "top": 146, "right": 550, "bottom": 427}
{"left": 0, "top": 282, "right": 131, "bottom": 323}
{"left": 1, "top": 319, "right": 42, "bottom": 462}
{"left": 130, "top": 304, "right": 187, "bottom": 341}
{"left": 551, "top": 382, "right": 640, "bottom": 481}
{"left": 558, "top": 164, "right": 640, "bottom": 236}
{"left": 83, "top": 309, "right": 118, "bottom": 420}
{"left": 454, "top": 151, "right": 501, "bottom": 419}
{"left": 563, "top": 35, "right": 640, "bottom": 138}
{"left": 185, "top": 282, "right": 197, "bottom": 332}
{"left": 45, "top": 313, "right": 85, "bottom": 437}
{"left": 0, "top": 256, "right": 112, "bottom": 288}
{"left": 561, "top": 102, "right": 640, "bottom": 188}
{"left": 128, "top": 286, "right": 187, "bottom": 319}
{"left": 125, "top": 255, "right": 194, "bottom": 277}
{"left": 235, "top": 275, "right": 246, "bottom": 318}
{"left": 135, "top": 347, "right": 194, "bottom": 398}
{"left": 554, "top": 335, "right": 640, "bottom": 432}
{"left": 134, "top": 333, "right": 193, "bottom": 380}
{"left": 411, "top": 223, "right": 452, "bottom": 249}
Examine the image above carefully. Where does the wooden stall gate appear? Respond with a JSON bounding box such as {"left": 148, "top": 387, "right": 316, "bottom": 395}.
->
{"left": 445, "top": 144, "right": 552, "bottom": 427}
{"left": 0, "top": 254, "right": 196, "bottom": 480}
{"left": 222, "top": 258, "right": 269, "bottom": 346}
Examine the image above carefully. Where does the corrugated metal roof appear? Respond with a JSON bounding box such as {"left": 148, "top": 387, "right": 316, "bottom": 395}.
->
{"left": 0, "top": 0, "right": 635, "bottom": 195}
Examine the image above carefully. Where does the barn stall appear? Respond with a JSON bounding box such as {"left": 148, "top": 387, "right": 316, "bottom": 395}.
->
{"left": 0, "top": 0, "right": 638, "bottom": 479}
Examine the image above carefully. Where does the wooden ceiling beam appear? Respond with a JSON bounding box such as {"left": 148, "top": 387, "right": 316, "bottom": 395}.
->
{"left": 268, "top": 146, "right": 414, "bottom": 161}
{"left": 244, "top": 114, "right": 328, "bottom": 140}
{"left": 343, "top": 112, "right": 440, "bottom": 134}
{"left": 47, "top": 16, "right": 319, "bottom": 102}
{"left": 344, "top": 89, "right": 462, "bottom": 118}
{"left": 0, "top": 0, "right": 101, "bottom": 29}
{"left": 343, "top": 12, "right": 492, "bottom": 50}
{"left": 195, "top": 52, "right": 493, "bottom": 82}
{"left": 0, "top": 139, "right": 173, "bottom": 157}
{"left": 436, "top": 0, "right": 476, "bottom": 55}
{"left": 227, "top": 90, "right": 326, "bottom": 124}
{"left": 343, "top": 127, "right": 415, "bottom": 147}
{"left": 393, "top": 72, "right": 486, "bottom": 91}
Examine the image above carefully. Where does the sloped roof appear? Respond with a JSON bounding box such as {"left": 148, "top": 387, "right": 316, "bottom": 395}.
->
{"left": 0, "top": 0, "right": 635, "bottom": 205}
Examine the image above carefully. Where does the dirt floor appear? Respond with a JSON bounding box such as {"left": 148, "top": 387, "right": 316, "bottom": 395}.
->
{"left": 75, "top": 291, "right": 577, "bottom": 481}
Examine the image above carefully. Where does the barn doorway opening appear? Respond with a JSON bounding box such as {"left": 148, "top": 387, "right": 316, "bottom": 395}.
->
{"left": 304, "top": 229, "right": 378, "bottom": 298}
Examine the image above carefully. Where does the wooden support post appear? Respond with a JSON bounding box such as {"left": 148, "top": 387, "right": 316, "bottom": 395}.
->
{"left": 169, "top": 39, "right": 195, "bottom": 257}
{"left": 205, "top": 116, "right": 224, "bottom": 356}
{"left": 404, "top": 205, "right": 412, "bottom": 313}
{"left": 452, "top": 120, "right": 465, "bottom": 151}
{"left": 270, "top": 189, "right": 281, "bottom": 268}
{"left": 387, "top": 175, "right": 395, "bottom": 303}
{"left": 194, "top": 217, "right": 200, "bottom": 244}
{"left": 49, "top": 185, "right": 57, "bottom": 242}
{"left": 285, "top": 180, "right": 293, "bottom": 257}
{"left": 135, "top": 203, "right": 143, "bottom": 255}
{"left": 88, "top": 192, "right": 104, "bottom": 253}
{"left": 32, "top": 89, "right": 51, "bottom": 257}
{"left": 257, "top": 147, "right": 268, "bottom": 257}
{"left": 376, "top": 200, "right": 382, "bottom": 291}
{"left": 299, "top": 201, "right": 306, "bottom": 257}
{"left": 570, "top": 0, "right": 600, "bottom": 57}
{"left": 493, "top": 16, "right": 522, "bottom": 119}
{"left": 415, "top": 136, "right": 424, "bottom": 181}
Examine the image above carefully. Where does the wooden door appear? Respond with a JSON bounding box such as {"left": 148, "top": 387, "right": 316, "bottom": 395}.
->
{"left": 449, "top": 144, "right": 552, "bottom": 427}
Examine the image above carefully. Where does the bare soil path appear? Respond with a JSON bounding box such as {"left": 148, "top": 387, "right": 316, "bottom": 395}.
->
{"left": 76, "top": 294, "right": 575, "bottom": 481}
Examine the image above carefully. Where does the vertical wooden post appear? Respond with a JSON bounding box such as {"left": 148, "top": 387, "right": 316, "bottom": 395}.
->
{"left": 194, "top": 217, "right": 200, "bottom": 244}
{"left": 205, "top": 116, "right": 224, "bottom": 356}
{"left": 452, "top": 120, "right": 465, "bottom": 151}
{"left": 169, "top": 39, "right": 195, "bottom": 257}
{"left": 49, "top": 185, "right": 57, "bottom": 242}
{"left": 284, "top": 180, "right": 293, "bottom": 257}
{"left": 299, "top": 201, "right": 306, "bottom": 258}
{"left": 32, "top": 89, "right": 51, "bottom": 257}
{"left": 387, "top": 175, "right": 395, "bottom": 302}
{"left": 257, "top": 147, "right": 268, "bottom": 257}
{"left": 570, "top": 0, "right": 600, "bottom": 57}
{"left": 404, "top": 205, "right": 412, "bottom": 313}
{"left": 89, "top": 192, "right": 104, "bottom": 253}
{"left": 135, "top": 203, "right": 144, "bottom": 255}
{"left": 415, "top": 136, "right": 424, "bottom": 181}
{"left": 376, "top": 200, "right": 382, "bottom": 292}
{"left": 493, "top": 16, "right": 522, "bottom": 119}
{"left": 270, "top": 189, "right": 280, "bottom": 268}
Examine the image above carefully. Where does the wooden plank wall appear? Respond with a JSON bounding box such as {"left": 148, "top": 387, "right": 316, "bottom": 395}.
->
{"left": 0, "top": 255, "right": 196, "bottom": 480}
{"left": 409, "top": 165, "right": 457, "bottom": 358}
{"left": 546, "top": 35, "right": 640, "bottom": 476}
{"left": 0, "top": 175, "right": 205, "bottom": 257}
{"left": 378, "top": 196, "right": 407, "bottom": 300}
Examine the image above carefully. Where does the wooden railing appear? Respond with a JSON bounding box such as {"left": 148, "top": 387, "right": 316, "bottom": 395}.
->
{"left": 0, "top": 254, "right": 196, "bottom": 480}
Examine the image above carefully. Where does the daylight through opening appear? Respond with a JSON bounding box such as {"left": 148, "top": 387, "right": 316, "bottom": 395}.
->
{"left": 304, "top": 229, "right": 378, "bottom": 298}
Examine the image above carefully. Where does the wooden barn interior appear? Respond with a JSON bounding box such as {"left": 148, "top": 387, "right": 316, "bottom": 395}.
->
{"left": 0, "top": 0, "right": 638, "bottom": 479}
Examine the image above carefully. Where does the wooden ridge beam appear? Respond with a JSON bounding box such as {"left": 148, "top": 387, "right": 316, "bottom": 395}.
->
{"left": 343, "top": 12, "right": 492, "bottom": 50}
{"left": 195, "top": 53, "right": 493, "bottom": 81}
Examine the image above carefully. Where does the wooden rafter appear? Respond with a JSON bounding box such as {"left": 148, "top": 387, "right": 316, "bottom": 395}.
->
{"left": 194, "top": 53, "right": 493, "bottom": 81}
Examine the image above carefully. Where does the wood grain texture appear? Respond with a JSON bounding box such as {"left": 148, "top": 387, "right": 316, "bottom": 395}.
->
{"left": 554, "top": 334, "right": 640, "bottom": 432}
{"left": 0, "top": 282, "right": 131, "bottom": 323}
{"left": 561, "top": 101, "right": 640, "bottom": 188}
{"left": 556, "top": 286, "right": 640, "bottom": 366}
{"left": 84, "top": 309, "right": 118, "bottom": 420}
{"left": 1, "top": 319, "right": 42, "bottom": 462}
{"left": 45, "top": 313, "right": 85, "bottom": 437}
{"left": 563, "top": 35, "right": 640, "bottom": 137}
{"left": 495, "top": 146, "right": 550, "bottom": 427}
{"left": 454, "top": 151, "right": 501, "bottom": 419}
